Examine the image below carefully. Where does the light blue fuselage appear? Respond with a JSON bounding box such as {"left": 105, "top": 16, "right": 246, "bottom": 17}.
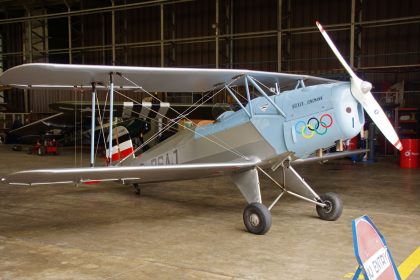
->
{"left": 136, "top": 82, "right": 365, "bottom": 166}
{"left": 196, "top": 81, "right": 364, "bottom": 158}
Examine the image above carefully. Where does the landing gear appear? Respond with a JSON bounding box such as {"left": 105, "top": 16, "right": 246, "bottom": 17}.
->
{"left": 132, "top": 183, "right": 141, "bottom": 196}
{"left": 243, "top": 202, "right": 272, "bottom": 235}
{"left": 234, "top": 157, "right": 344, "bottom": 234}
{"left": 316, "top": 192, "right": 343, "bottom": 221}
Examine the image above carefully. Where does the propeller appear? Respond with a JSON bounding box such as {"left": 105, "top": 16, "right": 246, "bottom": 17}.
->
{"left": 316, "top": 21, "right": 403, "bottom": 151}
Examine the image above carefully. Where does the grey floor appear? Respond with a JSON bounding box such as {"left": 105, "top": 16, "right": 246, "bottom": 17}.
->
{"left": 0, "top": 145, "right": 418, "bottom": 280}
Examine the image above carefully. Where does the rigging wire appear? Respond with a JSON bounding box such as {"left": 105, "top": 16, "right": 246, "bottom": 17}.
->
{"left": 114, "top": 88, "right": 219, "bottom": 159}
{"left": 116, "top": 75, "right": 247, "bottom": 160}
{"left": 115, "top": 75, "right": 250, "bottom": 164}
{"left": 94, "top": 91, "right": 109, "bottom": 161}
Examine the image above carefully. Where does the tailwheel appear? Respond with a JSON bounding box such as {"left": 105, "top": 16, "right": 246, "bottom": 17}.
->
{"left": 132, "top": 183, "right": 141, "bottom": 196}
{"left": 243, "top": 202, "right": 272, "bottom": 235}
{"left": 316, "top": 192, "right": 343, "bottom": 221}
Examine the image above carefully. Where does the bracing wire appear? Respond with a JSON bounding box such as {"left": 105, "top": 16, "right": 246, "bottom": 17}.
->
{"left": 94, "top": 91, "right": 109, "bottom": 161}
{"left": 115, "top": 74, "right": 251, "bottom": 164}
{"left": 114, "top": 88, "right": 249, "bottom": 162}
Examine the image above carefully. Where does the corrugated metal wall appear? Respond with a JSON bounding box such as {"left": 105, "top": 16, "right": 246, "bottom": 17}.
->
{"left": 0, "top": 0, "right": 419, "bottom": 112}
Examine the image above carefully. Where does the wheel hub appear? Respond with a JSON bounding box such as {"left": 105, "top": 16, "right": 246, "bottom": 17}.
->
{"left": 249, "top": 213, "right": 260, "bottom": 227}
{"left": 323, "top": 200, "right": 332, "bottom": 213}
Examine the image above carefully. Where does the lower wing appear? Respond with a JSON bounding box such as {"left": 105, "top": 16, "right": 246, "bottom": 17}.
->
{"left": 1, "top": 150, "right": 368, "bottom": 186}
{"left": 1, "top": 161, "right": 260, "bottom": 186}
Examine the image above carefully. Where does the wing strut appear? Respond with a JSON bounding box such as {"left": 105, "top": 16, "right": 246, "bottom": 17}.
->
{"left": 90, "top": 83, "right": 96, "bottom": 167}
{"left": 108, "top": 73, "right": 115, "bottom": 166}
{"left": 246, "top": 75, "right": 286, "bottom": 117}
{"left": 244, "top": 77, "right": 254, "bottom": 117}
{"left": 224, "top": 86, "right": 251, "bottom": 118}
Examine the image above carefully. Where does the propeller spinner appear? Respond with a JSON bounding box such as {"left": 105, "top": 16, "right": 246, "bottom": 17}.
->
{"left": 316, "top": 21, "right": 403, "bottom": 151}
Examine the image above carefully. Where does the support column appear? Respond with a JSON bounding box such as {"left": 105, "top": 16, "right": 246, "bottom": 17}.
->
{"left": 215, "top": 0, "right": 219, "bottom": 68}
{"left": 350, "top": 0, "right": 355, "bottom": 68}
{"left": 64, "top": 1, "right": 72, "bottom": 63}
{"left": 160, "top": 4, "right": 164, "bottom": 67}
{"left": 169, "top": 6, "right": 176, "bottom": 66}
{"left": 111, "top": 0, "right": 116, "bottom": 65}
{"left": 283, "top": 0, "right": 291, "bottom": 72}
{"left": 351, "top": 0, "right": 362, "bottom": 69}
{"left": 356, "top": 0, "right": 362, "bottom": 68}
{"left": 222, "top": 0, "right": 233, "bottom": 69}
{"left": 277, "top": 0, "right": 282, "bottom": 72}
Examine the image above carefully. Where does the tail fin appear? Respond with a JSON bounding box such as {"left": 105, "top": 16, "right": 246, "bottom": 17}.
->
{"left": 106, "top": 126, "right": 135, "bottom": 163}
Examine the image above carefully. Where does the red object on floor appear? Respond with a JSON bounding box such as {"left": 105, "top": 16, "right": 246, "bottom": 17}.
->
{"left": 349, "top": 137, "right": 358, "bottom": 150}
{"left": 400, "top": 139, "right": 419, "bottom": 168}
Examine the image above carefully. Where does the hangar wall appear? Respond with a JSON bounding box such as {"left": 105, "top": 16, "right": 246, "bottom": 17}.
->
{"left": 0, "top": 0, "right": 419, "bottom": 113}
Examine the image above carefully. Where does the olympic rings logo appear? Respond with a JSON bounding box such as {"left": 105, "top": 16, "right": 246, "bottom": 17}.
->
{"left": 294, "top": 114, "right": 333, "bottom": 139}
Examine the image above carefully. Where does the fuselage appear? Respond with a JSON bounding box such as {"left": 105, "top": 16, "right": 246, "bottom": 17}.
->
{"left": 123, "top": 81, "right": 365, "bottom": 167}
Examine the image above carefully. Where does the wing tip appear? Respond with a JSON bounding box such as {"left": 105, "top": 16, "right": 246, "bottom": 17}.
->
{"left": 315, "top": 21, "right": 324, "bottom": 32}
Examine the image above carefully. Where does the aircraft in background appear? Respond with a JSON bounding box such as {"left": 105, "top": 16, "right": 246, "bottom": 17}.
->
{"left": 8, "top": 100, "right": 230, "bottom": 146}
{"left": 0, "top": 23, "right": 401, "bottom": 235}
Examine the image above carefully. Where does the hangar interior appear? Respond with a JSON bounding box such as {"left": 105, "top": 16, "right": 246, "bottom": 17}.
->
{"left": 0, "top": 1, "right": 419, "bottom": 279}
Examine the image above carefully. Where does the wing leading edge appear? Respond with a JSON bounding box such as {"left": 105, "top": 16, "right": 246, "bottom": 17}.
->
{"left": 1, "top": 150, "right": 369, "bottom": 186}
{"left": 0, "top": 63, "right": 335, "bottom": 92}
{"left": 1, "top": 161, "right": 260, "bottom": 186}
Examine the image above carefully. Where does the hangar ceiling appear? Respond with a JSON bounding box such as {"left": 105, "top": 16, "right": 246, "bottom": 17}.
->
{"left": 0, "top": 0, "right": 419, "bottom": 112}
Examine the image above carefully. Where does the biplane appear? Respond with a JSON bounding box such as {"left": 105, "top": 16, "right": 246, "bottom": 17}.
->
{"left": 0, "top": 23, "right": 401, "bottom": 234}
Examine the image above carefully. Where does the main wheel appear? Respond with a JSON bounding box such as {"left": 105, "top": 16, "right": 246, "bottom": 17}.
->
{"left": 316, "top": 192, "right": 343, "bottom": 221}
{"left": 243, "top": 202, "right": 272, "bottom": 235}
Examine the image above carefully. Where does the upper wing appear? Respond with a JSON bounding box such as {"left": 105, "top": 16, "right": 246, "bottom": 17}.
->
{"left": 0, "top": 63, "right": 335, "bottom": 92}
{"left": 1, "top": 161, "right": 260, "bottom": 186}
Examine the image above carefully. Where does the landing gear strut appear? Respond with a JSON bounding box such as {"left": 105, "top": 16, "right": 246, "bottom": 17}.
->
{"left": 243, "top": 202, "right": 272, "bottom": 235}
{"left": 240, "top": 160, "right": 344, "bottom": 234}
{"left": 132, "top": 183, "right": 141, "bottom": 196}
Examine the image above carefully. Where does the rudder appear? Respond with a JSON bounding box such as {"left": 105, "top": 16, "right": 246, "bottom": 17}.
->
{"left": 106, "top": 126, "right": 135, "bottom": 164}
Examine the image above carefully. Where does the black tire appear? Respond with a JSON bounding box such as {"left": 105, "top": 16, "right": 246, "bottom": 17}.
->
{"left": 243, "top": 202, "right": 272, "bottom": 235}
{"left": 316, "top": 192, "right": 343, "bottom": 221}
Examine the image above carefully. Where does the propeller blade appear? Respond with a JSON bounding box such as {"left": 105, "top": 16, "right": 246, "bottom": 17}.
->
{"left": 316, "top": 21, "right": 402, "bottom": 151}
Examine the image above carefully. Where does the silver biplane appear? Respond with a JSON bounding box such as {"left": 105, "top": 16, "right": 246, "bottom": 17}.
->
{"left": 0, "top": 23, "right": 401, "bottom": 234}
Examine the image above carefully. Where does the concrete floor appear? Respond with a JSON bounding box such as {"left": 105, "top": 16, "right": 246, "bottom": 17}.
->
{"left": 0, "top": 144, "right": 418, "bottom": 280}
